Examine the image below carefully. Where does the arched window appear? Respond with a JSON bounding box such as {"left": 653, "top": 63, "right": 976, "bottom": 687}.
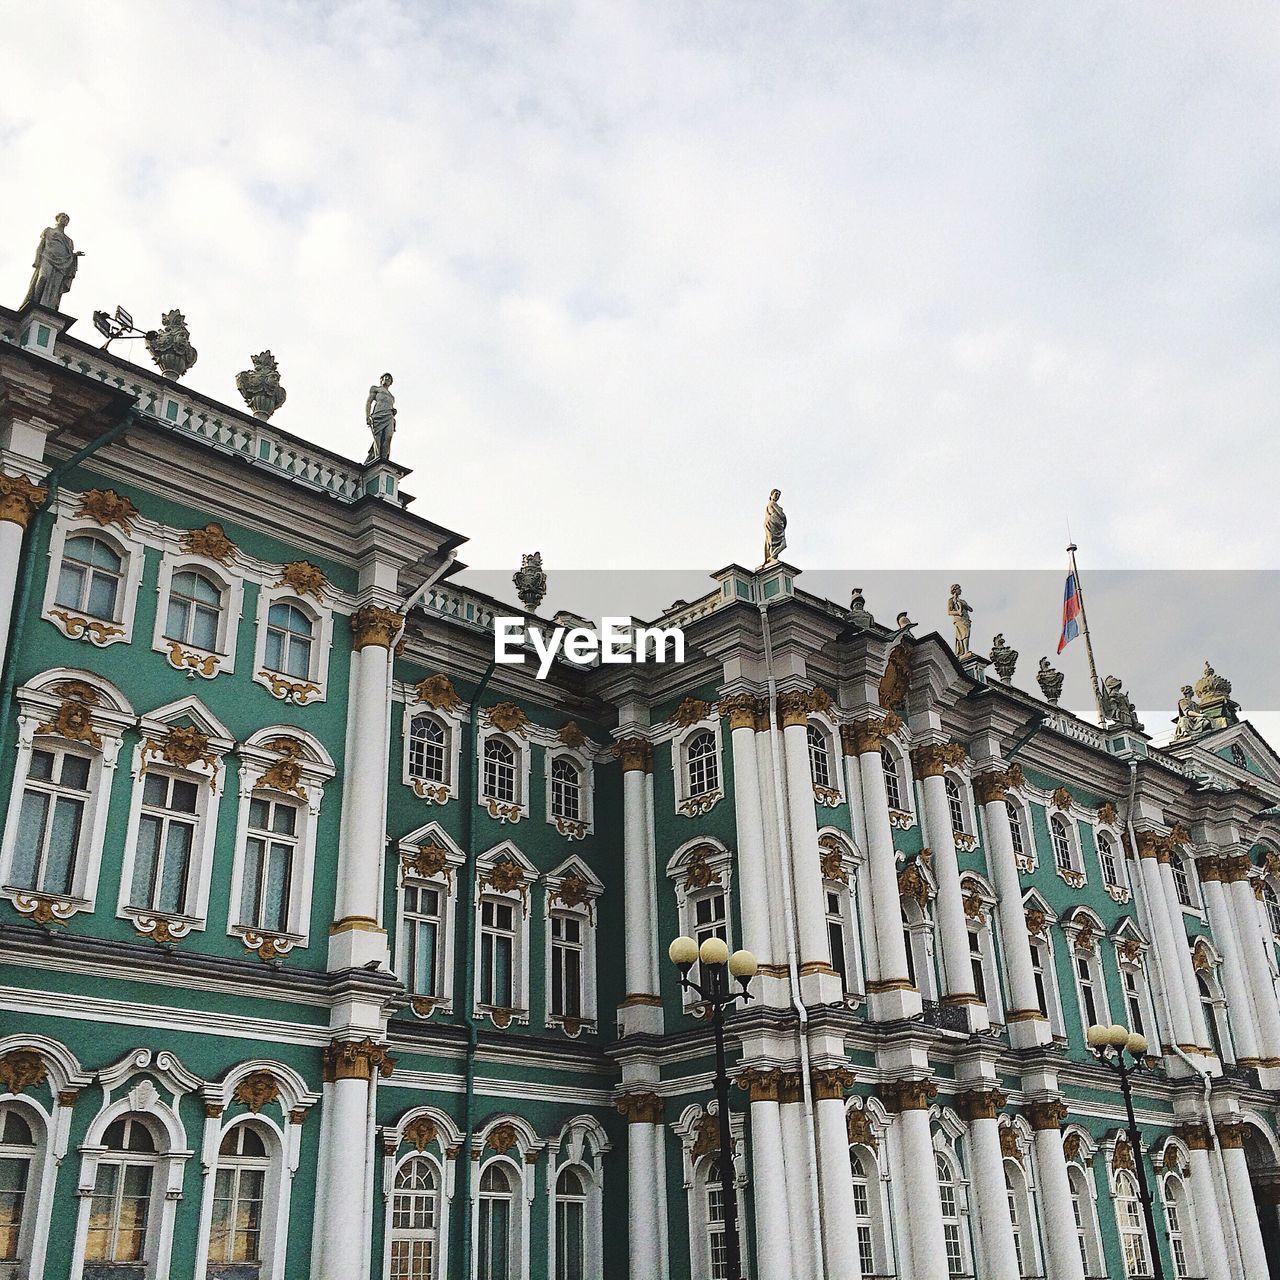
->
{"left": 1197, "top": 973, "right": 1226, "bottom": 1059}
{"left": 807, "top": 724, "right": 832, "bottom": 789}
{"left": 1121, "top": 963, "right": 1149, "bottom": 1040}
{"left": 85, "top": 1116, "right": 158, "bottom": 1266}
{"left": 944, "top": 777, "right": 966, "bottom": 834}
{"left": 705, "top": 1157, "right": 728, "bottom": 1280}
{"left": 1098, "top": 832, "right": 1121, "bottom": 886}
{"left": 164, "top": 569, "right": 222, "bottom": 650}
{"left": 1004, "top": 1159, "right": 1038, "bottom": 1277}
{"left": 390, "top": 1155, "right": 440, "bottom": 1280}
{"left": 1265, "top": 880, "right": 1280, "bottom": 937}
{"left": 209, "top": 1123, "right": 270, "bottom": 1269}
{"left": 936, "top": 1152, "right": 968, "bottom": 1276}
{"left": 1051, "top": 815, "right": 1074, "bottom": 872}
{"left": 686, "top": 730, "right": 719, "bottom": 799}
{"left": 849, "top": 1145, "right": 890, "bottom": 1276}
{"left": 10, "top": 743, "right": 92, "bottom": 894}
{"left": 1115, "top": 1169, "right": 1149, "bottom": 1277}
{"left": 264, "top": 601, "right": 313, "bottom": 679}
{"left": 1068, "top": 1163, "right": 1103, "bottom": 1275}
{"left": 1172, "top": 854, "right": 1196, "bottom": 909}
{"left": 882, "top": 749, "right": 904, "bottom": 811}
{"left": 0, "top": 1107, "right": 36, "bottom": 1265}
{"left": 483, "top": 738, "right": 518, "bottom": 805}
{"left": 1163, "top": 1172, "right": 1198, "bottom": 1279}
{"left": 408, "top": 715, "right": 448, "bottom": 786}
{"left": 56, "top": 533, "right": 123, "bottom": 620}
{"left": 1006, "top": 801, "right": 1026, "bottom": 859}
{"left": 555, "top": 1166, "right": 588, "bottom": 1280}
{"left": 477, "top": 1162, "right": 515, "bottom": 1280}
{"left": 550, "top": 757, "right": 581, "bottom": 821}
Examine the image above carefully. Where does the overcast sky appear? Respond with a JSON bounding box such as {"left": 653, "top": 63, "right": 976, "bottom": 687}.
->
{"left": 4, "top": 2, "right": 1278, "bottom": 730}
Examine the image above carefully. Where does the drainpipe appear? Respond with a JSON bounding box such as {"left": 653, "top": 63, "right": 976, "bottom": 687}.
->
{"left": 0, "top": 405, "right": 137, "bottom": 768}
{"left": 758, "top": 599, "right": 827, "bottom": 1277}
{"left": 456, "top": 654, "right": 498, "bottom": 1280}
{"left": 1122, "top": 760, "right": 1244, "bottom": 1278}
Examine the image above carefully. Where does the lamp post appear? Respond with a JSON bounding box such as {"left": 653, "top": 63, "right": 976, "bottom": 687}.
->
{"left": 669, "top": 934, "right": 757, "bottom": 1280}
{"left": 1087, "top": 1022, "right": 1166, "bottom": 1280}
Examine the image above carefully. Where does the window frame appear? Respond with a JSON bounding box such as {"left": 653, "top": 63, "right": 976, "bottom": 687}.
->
{"left": 395, "top": 824, "right": 464, "bottom": 1018}
{"left": 476, "top": 728, "right": 531, "bottom": 823}
{"left": 544, "top": 746, "right": 595, "bottom": 838}
{"left": 151, "top": 553, "right": 243, "bottom": 677}
{"left": 543, "top": 859, "right": 603, "bottom": 1034}
{"left": 474, "top": 1156, "right": 525, "bottom": 1280}
{"left": 848, "top": 1138, "right": 894, "bottom": 1278}
{"left": 1050, "top": 812, "right": 1087, "bottom": 887}
{"left": 546, "top": 1120, "right": 608, "bottom": 1280}
{"left": 1066, "top": 1156, "right": 1105, "bottom": 1277}
{"left": 251, "top": 585, "right": 333, "bottom": 705}
{"left": 805, "top": 716, "right": 844, "bottom": 807}
{"left": 0, "top": 1100, "right": 45, "bottom": 1275}
{"left": 1024, "top": 899, "right": 1067, "bottom": 1037}
{"left": 1114, "top": 1167, "right": 1150, "bottom": 1279}
{"left": 667, "top": 839, "right": 735, "bottom": 1011}
{"left": 671, "top": 718, "right": 725, "bottom": 817}
{"left": 934, "top": 1148, "right": 974, "bottom": 1279}
{"left": 1096, "top": 827, "right": 1130, "bottom": 902}
{"left": 472, "top": 844, "right": 536, "bottom": 1026}
{"left": 42, "top": 515, "right": 145, "bottom": 648}
{"left": 1004, "top": 793, "right": 1036, "bottom": 872}
{"left": 1064, "top": 914, "right": 1111, "bottom": 1038}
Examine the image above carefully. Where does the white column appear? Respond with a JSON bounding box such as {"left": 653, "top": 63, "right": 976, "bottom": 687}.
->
{"left": 815, "top": 1076, "right": 862, "bottom": 1280}
{"left": 743, "top": 1075, "right": 796, "bottom": 1280}
{"left": 915, "top": 745, "right": 983, "bottom": 1026}
{"left": 1157, "top": 854, "right": 1211, "bottom": 1050}
{"left": 892, "top": 1087, "right": 948, "bottom": 1280}
{"left": 1220, "top": 1127, "right": 1270, "bottom": 1280}
{"left": 1028, "top": 1103, "right": 1086, "bottom": 1280}
{"left": 617, "top": 739, "right": 660, "bottom": 1035}
{"left": 1201, "top": 871, "right": 1261, "bottom": 1063}
{"left": 0, "top": 480, "right": 43, "bottom": 674}
{"left": 779, "top": 1096, "right": 817, "bottom": 1280}
{"left": 1181, "top": 1130, "right": 1233, "bottom": 1280}
{"left": 725, "top": 697, "right": 775, "bottom": 964}
{"left": 618, "top": 1096, "right": 662, "bottom": 1280}
{"left": 644, "top": 766, "right": 661, "bottom": 996}
{"left": 331, "top": 607, "right": 400, "bottom": 969}
{"left": 961, "top": 1094, "right": 1020, "bottom": 1280}
{"left": 978, "top": 776, "right": 1051, "bottom": 1049}
{"left": 1136, "top": 844, "right": 1196, "bottom": 1051}
{"left": 854, "top": 719, "right": 921, "bottom": 1021}
{"left": 1228, "top": 869, "right": 1280, "bottom": 1061}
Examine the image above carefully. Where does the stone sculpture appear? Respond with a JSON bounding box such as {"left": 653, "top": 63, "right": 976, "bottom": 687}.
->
{"left": 366, "top": 373, "right": 396, "bottom": 462}
{"left": 848, "top": 587, "right": 874, "bottom": 629}
{"left": 947, "top": 584, "right": 972, "bottom": 657}
{"left": 145, "top": 310, "right": 198, "bottom": 379}
{"left": 22, "top": 213, "right": 84, "bottom": 310}
{"left": 896, "top": 612, "right": 916, "bottom": 633}
{"left": 989, "top": 634, "right": 1018, "bottom": 682}
{"left": 763, "top": 489, "right": 787, "bottom": 563}
{"left": 1101, "top": 675, "right": 1143, "bottom": 731}
{"left": 1036, "top": 657, "right": 1064, "bottom": 705}
{"left": 1172, "top": 686, "right": 1211, "bottom": 739}
{"left": 513, "top": 552, "right": 547, "bottom": 612}
{"left": 236, "top": 351, "right": 287, "bottom": 421}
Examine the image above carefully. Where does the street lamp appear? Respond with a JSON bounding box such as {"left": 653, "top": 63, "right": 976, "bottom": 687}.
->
{"left": 669, "top": 934, "right": 757, "bottom": 1280}
{"left": 1087, "top": 1022, "right": 1166, "bottom": 1280}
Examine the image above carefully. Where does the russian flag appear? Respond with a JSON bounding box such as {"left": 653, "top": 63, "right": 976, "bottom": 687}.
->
{"left": 1058, "top": 571, "right": 1081, "bottom": 653}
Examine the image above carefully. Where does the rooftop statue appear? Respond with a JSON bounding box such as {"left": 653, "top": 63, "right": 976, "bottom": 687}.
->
{"left": 848, "top": 587, "right": 874, "bottom": 630}
{"left": 145, "top": 310, "right": 198, "bottom": 379}
{"left": 236, "top": 351, "right": 287, "bottom": 421}
{"left": 365, "top": 372, "right": 396, "bottom": 463}
{"left": 763, "top": 489, "right": 787, "bottom": 563}
{"left": 22, "top": 212, "right": 84, "bottom": 310}
{"left": 896, "top": 611, "right": 916, "bottom": 633}
{"left": 1036, "top": 657, "right": 1064, "bottom": 705}
{"left": 947, "top": 583, "right": 972, "bottom": 657}
{"left": 1172, "top": 685, "right": 1211, "bottom": 739}
{"left": 989, "top": 633, "right": 1018, "bottom": 682}
{"left": 1101, "top": 674, "right": 1143, "bottom": 732}
{"left": 513, "top": 552, "right": 547, "bottom": 612}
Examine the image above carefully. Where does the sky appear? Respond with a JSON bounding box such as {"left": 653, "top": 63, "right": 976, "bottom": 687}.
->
{"left": 3, "top": 1, "right": 1279, "bottom": 730}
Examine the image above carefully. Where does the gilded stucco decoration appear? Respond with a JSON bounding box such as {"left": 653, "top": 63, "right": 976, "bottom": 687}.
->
{"left": 404, "top": 1115, "right": 438, "bottom": 1152}
{"left": 406, "top": 842, "right": 453, "bottom": 888}
{"left": 133, "top": 913, "right": 192, "bottom": 944}
{"left": 1063, "top": 1132, "right": 1084, "bottom": 1162}
{"left": 241, "top": 929, "right": 295, "bottom": 962}
{"left": 683, "top": 846, "right": 722, "bottom": 891}
{"left": 481, "top": 859, "right": 528, "bottom": 912}
{"left": 486, "top": 1123, "right": 520, "bottom": 1155}
{"left": 49, "top": 610, "right": 125, "bottom": 645}
{"left": 672, "top": 696, "right": 712, "bottom": 728}
{"left": 1000, "top": 1126, "right": 1022, "bottom": 1160}
{"left": 486, "top": 702, "right": 529, "bottom": 737}
{"left": 415, "top": 673, "right": 464, "bottom": 712}
{"left": 845, "top": 1106, "right": 878, "bottom": 1150}
{"left": 1112, "top": 1138, "right": 1136, "bottom": 1170}
{"left": 36, "top": 681, "right": 103, "bottom": 748}
{"left": 181, "top": 522, "right": 237, "bottom": 564}
{"left": 818, "top": 835, "right": 847, "bottom": 884}
{"left": 0, "top": 472, "right": 48, "bottom": 529}
{"left": 692, "top": 1112, "right": 721, "bottom": 1159}
{"left": 258, "top": 670, "right": 321, "bottom": 705}
{"left": 879, "top": 644, "right": 912, "bottom": 713}
{"left": 278, "top": 561, "right": 328, "bottom": 599}
{"left": 1051, "top": 786, "right": 1073, "bottom": 811}
{"left": 1191, "top": 938, "right": 1214, "bottom": 974}
{"left": 76, "top": 488, "right": 138, "bottom": 532}
{"left": 256, "top": 736, "right": 308, "bottom": 797}
{"left": 550, "top": 871, "right": 595, "bottom": 918}
{"left": 164, "top": 642, "right": 220, "bottom": 679}
{"left": 558, "top": 720, "right": 586, "bottom": 749}
{"left": 140, "top": 725, "right": 219, "bottom": 787}
{"left": 1024, "top": 908, "right": 1048, "bottom": 939}
{"left": 351, "top": 605, "right": 404, "bottom": 652}
{"left": 1097, "top": 801, "right": 1119, "bottom": 826}
{"left": 898, "top": 862, "right": 930, "bottom": 909}
{"left": 233, "top": 1071, "right": 281, "bottom": 1113}
{"left": 0, "top": 1047, "right": 46, "bottom": 1095}
{"left": 616, "top": 1093, "right": 664, "bottom": 1125}
{"left": 11, "top": 892, "right": 75, "bottom": 926}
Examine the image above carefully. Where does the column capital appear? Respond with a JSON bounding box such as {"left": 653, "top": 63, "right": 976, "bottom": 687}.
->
{"left": 956, "top": 1087, "right": 1008, "bottom": 1122}
{"left": 1026, "top": 1098, "right": 1069, "bottom": 1131}
{"left": 777, "top": 1070, "right": 806, "bottom": 1105}
{"left": 810, "top": 1066, "right": 857, "bottom": 1100}
{"left": 734, "top": 1067, "right": 782, "bottom": 1103}
{"left": 842, "top": 710, "right": 903, "bottom": 755}
{"left": 878, "top": 1078, "right": 938, "bottom": 1113}
{"left": 1197, "top": 856, "right": 1227, "bottom": 883}
{"left": 1222, "top": 854, "right": 1254, "bottom": 883}
{"left": 720, "top": 691, "right": 769, "bottom": 732}
{"left": 612, "top": 736, "right": 653, "bottom": 773}
{"left": 776, "top": 686, "right": 831, "bottom": 728}
{"left": 1175, "top": 1123, "right": 1212, "bottom": 1150}
{"left": 911, "top": 741, "right": 968, "bottom": 778}
{"left": 0, "top": 472, "right": 48, "bottom": 528}
{"left": 1135, "top": 830, "right": 1162, "bottom": 861}
{"left": 615, "top": 1091, "right": 665, "bottom": 1124}
{"left": 350, "top": 604, "right": 404, "bottom": 651}
{"left": 322, "top": 1037, "right": 396, "bottom": 1082}
{"left": 973, "top": 769, "right": 1013, "bottom": 806}
{"left": 1216, "top": 1120, "right": 1246, "bottom": 1149}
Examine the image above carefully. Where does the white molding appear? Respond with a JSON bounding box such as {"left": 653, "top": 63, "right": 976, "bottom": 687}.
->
{"left": 149, "top": 550, "right": 245, "bottom": 678}
{"left": 395, "top": 821, "right": 465, "bottom": 1017}
{"left": 399, "top": 700, "right": 463, "bottom": 806}
{"left": 670, "top": 718, "right": 725, "bottom": 818}
{"left": 477, "top": 725, "right": 532, "bottom": 824}
{"left": 543, "top": 743, "right": 595, "bottom": 839}
{"left": 40, "top": 510, "right": 144, "bottom": 648}
{"left": 543, "top": 855, "right": 604, "bottom": 1033}
{"left": 251, "top": 583, "right": 334, "bottom": 706}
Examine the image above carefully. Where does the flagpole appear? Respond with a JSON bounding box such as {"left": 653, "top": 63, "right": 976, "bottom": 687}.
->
{"left": 1068, "top": 541, "right": 1107, "bottom": 724}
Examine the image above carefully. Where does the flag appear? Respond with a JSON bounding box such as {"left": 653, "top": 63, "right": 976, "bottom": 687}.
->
{"left": 1058, "top": 570, "right": 1081, "bottom": 653}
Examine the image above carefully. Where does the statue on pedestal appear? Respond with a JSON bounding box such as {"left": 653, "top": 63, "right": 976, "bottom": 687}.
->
{"left": 513, "top": 553, "right": 547, "bottom": 612}
{"left": 989, "top": 634, "right": 1018, "bottom": 682}
{"left": 1037, "top": 657, "right": 1064, "bottom": 705}
{"left": 145, "top": 310, "right": 198, "bottom": 379}
{"left": 1101, "top": 675, "right": 1143, "bottom": 731}
{"left": 236, "top": 351, "right": 287, "bottom": 421}
{"left": 22, "top": 213, "right": 84, "bottom": 310}
{"left": 848, "top": 587, "right": 874, "bottom": 629}
{"left": 1172, "top": 686, "right": 1211, "bottom": 739}
{"left": 947, "top": 584, "right": 972, "bottom": 657}
{"left": 365, "top": 373, "right": 397, "bottom": 462}
{"left": 763, "top": 489, "right": 787, "bottom": 563}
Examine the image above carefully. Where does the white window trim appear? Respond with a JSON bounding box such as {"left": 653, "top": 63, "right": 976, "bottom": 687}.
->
{"left": 251, "top": 585, "right": 333, "bottom": 706}
{"left": 543, "top": 744, "right": 595, "bottom": 839}
{"left": 942, "top": 769, "right": 979, "bottom": 851}
{"left": 961, "top": 877, "right": 1005, "bottom": 1025}
{"left": 1170, "top": 846, "right": 1205, "bottom": 916}
{"left": 543, "top": 857, "right": 604, "bottom": 1034}
{"left": 848, "top": 1135, "right": 895, "bottom": 1278}
{"left": 1065, "top": 1147, "right": 1105, "bottom": 1277}
{"left": 807, "top": 714, "right": 845, "bottom": 809}
{"left": 1003, "top": 1155, "right": 1044, "bottom": 1280}
{"left": 1161, "top": 1168, "right": 1203, "bottom": 1280}
{"left": 1024, "top": 895, "right": 1067, "bottom": 1038}
{"left": 1004, "top": 792, "right": 1037, "bottom": 873}
{"left": 670, "top": 717, "right": 725, "bottom": 818}
{"left": 225, "top": 729, "right": 335, "bottom": 958}
{"left": 477, "top": 726, "right": 531, "bottom": 823}
{"left": 471, "top": 1119, "right": 538, "bottom": 1280}
{"left": 150, "top": 552, "right": 244, "bottom": 678}
{"left": 901, "top": 860, "right": 939, "bottom": 1002}
{"left": 674, "top": 1105, "right": 747, "bottom": 1280}
{"left": 667, "top": 838, "right": 735, "bottom": 1009}
{"left": 1112, "top": 930, "right": 1160, "bottom": 1052}
{"left": 395, "top": 823, "right": 465, "bottom": 1018}
{"left": 473, "top": 842, "right": 537, "bottom": 1026}
{"left": 880, "top": 736, "right": 917, "bottom": 830}
{"left": 1064, "top": 912, "right": 1112, "bottom": 1034}
{"left": 819, "top": 829, "right": 864, "bottom": 1003}
{"left": 114, "top": 699, "right": 233, "bottom": 941}
{"left": 931, "top": 1137, "right": 976, "bottom": 1280}
{"left": 42, "top": 514, "right": 145, "bottom": 648}
{"left": 1095, "top": 824, "right": 1130, "bottom": 903}
{"left": 400, "top": 701, "right": 463, "bottom": 805}
{"left": 1050, "top": 810, "right": 1088, "bottom": 888}
{"left": 545, "top": 1117, "right": 609, "bottom": 1280}
{"left": 0, "top": 672, "right": 133, "bottom": 922}
{"left": 380, "top": 1107, "right": 463, "bottom": 1280}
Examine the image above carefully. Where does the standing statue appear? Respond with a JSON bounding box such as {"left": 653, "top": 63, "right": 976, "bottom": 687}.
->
{"left": 947, "top": 584, "right": 972, "bottom": 657}
{"left": 848, "top": 587, "right": 874, "bottom": 630}
{"left": 145, "top": 310, "right": 198, "bottom": 379}
{"left": 235, "top": 351, "right": 287, "bottom": 421}
{"left": 365, "top": 372, "right": 397, "bottom": 462}
{"left": 1101, "top": 675, "right": 1143, "bottom": 732}
{"left": 989, "top": 634, "right": 1019, "bottom": 682}
{"left": 513, "top": 552, "right": 547, "bottom": 612}
{"left": 763, "top": 489, "right": 787, "bottom": 563}
{"left": 21, "top": 213, "right": 84, "bottom": 310}
{"left": 1036, "top": 657, "right": 1064, "bottom": 705}
{"left": 1172, "top": 686, "right": 1211, "bottom": 739}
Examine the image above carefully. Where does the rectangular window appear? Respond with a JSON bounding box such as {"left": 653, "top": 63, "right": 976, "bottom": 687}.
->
{"left": 85, "top": 1161, "right": 152, "bottom": 1262}
{"left": 969, "top": 927, "right": 987, "bottom": 1004}
{"left": 11, "top": 747, "right": 91, "bottom": 894}
{"left": 240, "top": 796, "right": 299, "bottom": 932}
{"left": 551, "top": 912, "right": 584, "bottom": 1018}
{"left": 1124, "top": 969, "right": 1146, "bottom": 1038}
{"left": 130, "top": 772, "right": 199, "bottom": 914}
{"left": 404, "top": 884, "right": 442, "bottom": 997}
{"left": 693, "top": 891, "right": 727, "bottom": 989}
{"left": 707, "top": 1183, "right": 728, "bottom": 1280}
{"left": 210, "top": 1166, "right": 264, "bottom": 1262}
{"left": 1031, "top": 943, "right": 1050, "bottom": 1018}
{"left": 480, "top": 899, "right": 516, "bottom": 1007}
{"left": 0, "top": 1153, "right": 29, "bottom": 1261}
{"left": 826, "top": 890, "right": 847, "bottom": 989}
{"left": 1076, "top": 954, "right": 1099, "bottom": 1029}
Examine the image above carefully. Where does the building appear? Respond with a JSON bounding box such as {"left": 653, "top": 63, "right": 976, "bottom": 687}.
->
{"left": 2, "top": 263, "right": 1280, "bottom": 1280}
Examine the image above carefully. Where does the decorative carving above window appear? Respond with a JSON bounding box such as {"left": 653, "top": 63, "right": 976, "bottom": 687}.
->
{"left": 180, "top": 522, "right": 237, "bottom": 564}
{"left": 75, "top": 488, "right": 138, "bottom": 532}
{"left": 415, "top": 673, "right": 464, "bottom": 712}
{"left": 486, "top": 702, "right": 530, "bottom": 736}
{"left": 277, "top": 560, "right": 327, "bottom": 599}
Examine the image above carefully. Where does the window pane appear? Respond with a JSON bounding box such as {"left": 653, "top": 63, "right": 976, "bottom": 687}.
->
{"left": 12, "top": 791, "right": 50, "bottom": 888}
{"left": 495, "top": 935, "right": 512, "bottom": 1007}
{"left": 43, "top": 795, "right": 82, "bottom": 894}
{"left": 131, "top": 814, "right": 162, "bottom": 906}
{"left": 264, "top": 842, "right": 291, "bottom": 931}
{"left": 165, "top": 595, "right": 189, "bottom": 641}
{"left": 86, "top": 570, "right": 119, "bottom": 621}
{"left": 285, "top": 634, "right": 311, "bottom": 679}
{"left": 241, "top": 838, "right": 264, "bottom": 926}
{"left": 60, "top": 753, "right": 91, "bottom": 790}
{"left": 55, "top": 561, "right": 85, "bottom": 609}
{"left": 159, "top": 821, "right": 193, "bottom": 913}
{"left": 264, "top": 628, "right": 284, "bottom": 672}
